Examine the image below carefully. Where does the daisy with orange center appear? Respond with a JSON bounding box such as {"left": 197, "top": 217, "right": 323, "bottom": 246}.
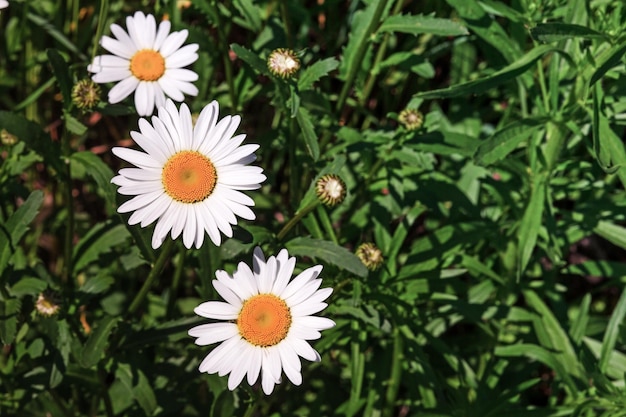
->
{"left": 188, "top": 247, "right": 335, "bottom": 395}
{"left": 88, "top": 11, "right": 199, "bottom": 116}
{"left": 111, "top": 99, "right": 266, "bottom": 249}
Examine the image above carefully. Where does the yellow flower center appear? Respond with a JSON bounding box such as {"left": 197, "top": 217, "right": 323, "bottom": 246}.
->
{"left": 161, "top": 151, "right": 217, "bottom": 203}
{"left": 130, "top": 49, "right": 166, "bottom": 81}
{"left": 237, "top": 294, "right": 292, "bottom": 347}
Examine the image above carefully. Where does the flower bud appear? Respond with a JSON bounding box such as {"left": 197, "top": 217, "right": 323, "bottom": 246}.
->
{"left": 356, "top": 243, "right": 383, "bottom": 271}
{"left": 316, "top": 174, "right": 346, "bottom": 207}
{"left": 267, "top": 48, "right": 300, "bottom": 78}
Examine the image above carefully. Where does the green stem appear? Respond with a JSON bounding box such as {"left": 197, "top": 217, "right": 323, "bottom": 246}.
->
{"left": 127, "top": 239, "right": 175, "bottom": 316}
{"left": 98, "top": 366, "right": 114, "bottom": 417}
{"left": 359, "top": 0, "right": 404, "bottom": 108}
{"left": 276, "top": 201, "right": 320, "bottom": 241}
{"left": 211, "top": 2, "right": 237, "bottom": 110}
{"left": 335, "top": 0, "right": 389, "bottom": 113}
{"left": 536, "top": 60, "right": 550, "bottom": 113}
{"left": 316, "top": 205, "right": 338, "bottom": 244}
{"left": 61, "top": 132, "right": 74, "bottom": 284}
{"left": 167, "top": 248, "right": 186, "bottom": 318}
{"left": 91, "top": 0, "right": 109, "bottom": 65}
{"left": 242, "top": 400, "right": 258, "bottom": 417}
{"left": 280, "top": 0, "right": 293, "bottom": 49}
{"left": 383, "top": 328, "right": 403, "bottom": 417}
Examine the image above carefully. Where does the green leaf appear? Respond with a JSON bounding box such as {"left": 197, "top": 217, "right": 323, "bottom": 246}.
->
{"left": 570, "top": 294, "right": 591, "bottom": 345}
{"left": 80, "top": 316, "right": 120, "bottom": 368}
{"left": 116, "top": 363, "right": 158, "bottom": 416}
{"left": 0, "top": 190, "right": 44, "bottom": 277}
{"left": 594, "top": 221, "right": 626, "bottom": 251}
{"left": 73, "top": 222, "right": 130, "bottom": 273}
{"left": 79, "top": 275, "right": 115, "bottom": 294}
{"left": 338, "top": 0, "right": 384, "bottom": 80}
{"left": 414, "top": 45, "right": 566, "bottom": 99}
{"left": 530, "top": 22, "right": 609, "bottom": 43}
{"left": 233, "top": 0, "right": 262, "bottom": 31}
{"left": 523, "top": 290, "right": 582, "bottom": 384}
{"left": 408, "top": 131, "right": 480, "bottom": 157}
{"left": 0, "top": 112, "right": 65, "bottom": 177}
{"left": 377, "top": 14, "right": 468, "bottom": 37}
{"left": 298, "top": 58, "right": 339, "bottom": 90}
{"left": 286, "top": 237, "right": 368, "bottom": 278}
{"left": 46, "top": 49, "right": 73, "bottom": 110}
{"left": 599, "top": 290, "right": 626, "bottom": 373}
{"left": 495, "top": 343, "right": 575, "bottom": 388}
{"left": 589, "top": 41, "right": 626, "bottom": 86}
{"left": 10, "top": 277, "right": 48, "bottom": 297}
{"left": 517, "top": 173, "right": 546, "bottom": 277}
{"left": 64, "top": 113, "right": 88, "bottom": 135}
{"left": 473, "top": 118, "right": 547, "bottom": 166}
{"left": 230, "top": 43, "right": 269, "bottom": 75}
{"left": 296, "top": 107, "right": 320, "bottom": 161}
{"left": 70, "top": 151, "right": 117, "bottom": 212}
{"left": 27, "top": 13, "right": 86, "bottom": 60}
{"left": 0, "top": 298, "right": 21, "bottom": 344}
{"left": 444, "top": 0, "right": 521, "bottom": 64}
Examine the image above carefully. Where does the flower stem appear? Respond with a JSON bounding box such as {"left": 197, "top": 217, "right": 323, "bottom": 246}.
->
{"left": 91, "top": 0, "right": 109, "bottom": 65}
{"left": 383, "top": 328, "right": 403, "bottom": 417}
{"left": 316, "top": 205, "right": 338, "bottom": 244}
{"left": 127, "top": 239, "right": 174, "bottom": 316}
{"left": 276, "top": 201, "right": 320, "bottom": 241}
{"left": 335, "top": 0, "right": 389, "bottom": 113}
{"left": 167, "top": 247, "right": 186, "bottom": 318}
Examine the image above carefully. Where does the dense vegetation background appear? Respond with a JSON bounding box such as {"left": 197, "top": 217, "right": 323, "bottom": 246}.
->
{"left": 3, "top": 0, "right": 626, "bottom": 416}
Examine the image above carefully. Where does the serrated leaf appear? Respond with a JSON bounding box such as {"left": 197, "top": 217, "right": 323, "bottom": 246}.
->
{"left": 0, "top": 190, "right": 44, "bottom": 278}
{"left": 233, "top": 0, "right": 262, "bottom": 31}
{"left": 230, "top": 43, "right": 269, "bottom": 75}
{"left": 474, "top": 118, "right": 547, "bottom": 166}
{"left": 338, "top": 0, "right": 384, "bottom": 80}
{"left": 530, "top": 22, "right": 608, "bottom": 43}
{"left": 0, "top": 298, "right": 20, "bottom": 344}
{"left": 295, "top": 107, "right": 320, "bottom": 161}
{"left": 377, "top": 14, "right": 468, "bottom": 37}
{"left": 415, "top": 45, "right": 567, "bottom": 99}
{"left": 116, "top": 363, "right": 157, "bottom": 416}
{"left": 10, "top": 277, "right": 48, "bottom": 297}
{"left": 80, "top": 316, "right": 120, "bottom": 368}
{"left": 73, "top": 222, "right": 130, "bottom": 272}
{"left": 298, "top": 58, "right": 339, "bottom": 90}
{"left": 47, "top": 49, "right": 73, "bottom": 110}
{"left": 70, "top": 151, "right": 117, "bottom": 212}
{"left": 286, "top": 237, "right": 368, "bottom": 278}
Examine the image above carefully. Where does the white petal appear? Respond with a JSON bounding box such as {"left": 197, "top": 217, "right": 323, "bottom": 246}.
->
{"left": 153, "top": 20, "right": 172, "bottom": 51}
{"left": 107, "top": 76, "right": 139, "bottom": 103}
{"left": 165, "top": 68, "right": 199, "bottom": 82}
{"left": 212, "top": 281, "right": 243, "bottom": 309}
{"left": 165, "top": 44, "right": 199, "bottom": 68}
{"left": 112, "top": 147, "right": 160, "bottom": 169}
{"left": 91, "top": 68, "right": 130, "bottom": 83}
{"left": 294, "top": 316, "right": 336, "bottom": 331}
{"left": 287, "top": 337, "right": 321, "bottom": 362}
{"left": 246, "top": 346, "right": 262, "bottom": 386}
{"left": 159, "top": 30, "right": 189, "bottom": 57}
{"left": 272, "top": 253, "right": 296, "bottom": 295}
{"left": 280, "top": 265, "right": 323, "bottom": 300}
{"left": 194, "top": 301, "right": 239, "bottom": 320}
{"left": 198, "top": 336, "right": 241, "bottom": 373}
{"left": 110, "top": 23, "right": 138, "bottom": 52}
{"left": 290, "top": 302, "right": 328, "bottom": 317}
{"left": 278, "top": 343, "right": 302, "bottom": 385}
{"left": 100, "top": 35, "right": 134, "bottom": 59}
{"left": 285, "top": 279, "right": 322, "bottom": 307}
{"left": 188, "top": 322, "right": 238, "bottom": 345}
{"left": 192, "top": 101, "right": 219, "bottom": 151}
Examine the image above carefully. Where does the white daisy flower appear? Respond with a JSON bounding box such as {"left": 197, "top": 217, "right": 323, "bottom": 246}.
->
{"left": 0, "top": 0, "right": 8, "bottom": 9}
{"left": 88, "top": 11, "right": 199, "bottom": 116}
{"left": 188, "top": 247, "right": 335, "bottom": 395}
{"left": 111, "top": 99, "right": 266, "bottom": 249}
